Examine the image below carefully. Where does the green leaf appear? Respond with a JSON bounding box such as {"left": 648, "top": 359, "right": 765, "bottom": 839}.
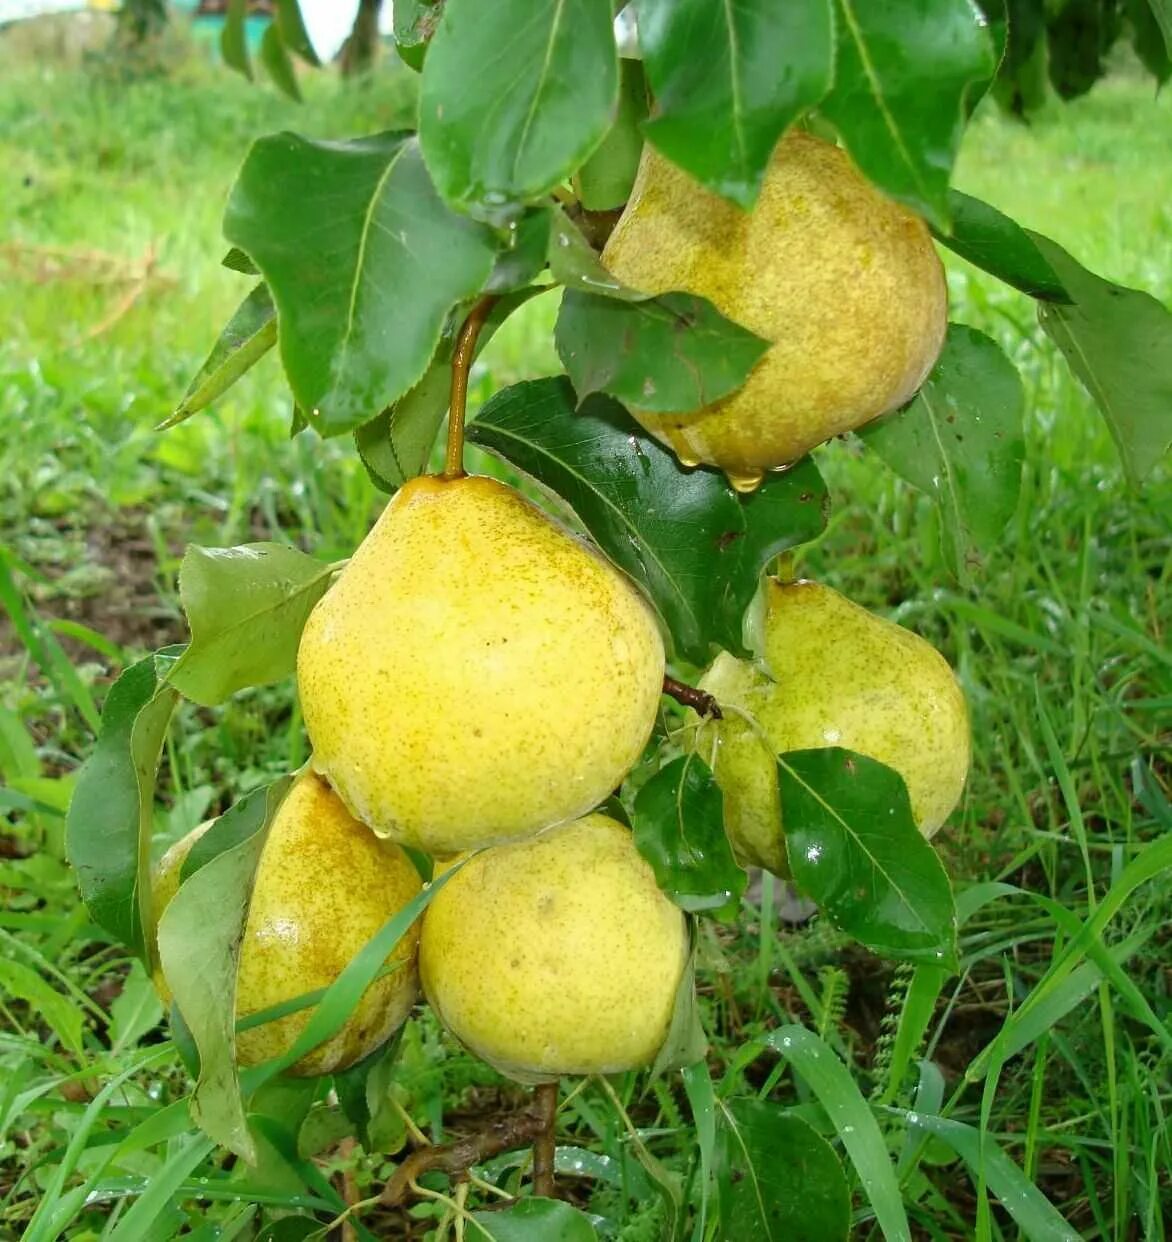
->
{"left": 714, "top": 1099, "right": 850, "bottom": 1241}
{"left": 107, "top": 1134, "right": 217, "bottom": 1242}
{"left": 820, "top": 0, "right": 996, "bottom": 228}
{"left": 65, "top": 652, "right": 180, "bottom": 963}
{"left": 419, "top": 0, "right": 618, "bottom": 217}
{"left": 109, "top": 960, "right": 164, "bottom": 1052}
{"left": 0, "top": 958, "right": 84, "bottom": 1056}
{"left": 259, "top": 22, "right": 301, "bottom": 102}
{"left": 894, "top": 1110, "right": 1080, "bottom": 1241}
{"left": 333, "top": 1033, "right": 406, "bottom": 1153}
{"left": 635, "top": 0, "right": 834, "bottom": 207}
{"left": 221, "top": 0, "right": 252, "bottom": 80}
{"left": 1032, "top": 232, "right": 1172, "bottom": 484}
{"left": 650, "top": 930, "right": 708, "bottom": 1077}
{"left": 275, "top": 0, "right": 320, "bottom": 65}
{"left": 167, "top": 543, "right": 335, "bottom": 707}
{"left": 632, "top": 755, "right": 746, "bottom": 915}
{"left": 555, "top": 290, "right": 769, "bottom": 413}
{"left": 468, "top": 1199, "right": 598, "bottom": 1241}
{"left": 224, "top": 132, "right": 497, "bottom": 437}
{"left": 157, "top": 781, "right": 291, "bottom": 1161}
{"left": 467, "top": 378, "right": 828, "bottom": 664}
{"left": 682, "top": 1062, "right": 717, "bottom": 1239}
{"left": 574, "top": 58, "right": 648, "bottom": 212}
{"left": 393, "top": 0, "right": 442, "bottom": 70}
{"left": 860, "top": 324, "right": 1025, "bottom": 578}
{"left": 488, "top": 212, "right": 553, "bottom": 293}
{"left": 935, "top": 192, "right": 1068, "bottom": 301}
{"left": 547, "top": 206, "right": 642, "bottom": 300}
{"left": 765, "top": 1026, "right": 911, "bottom": 1242}
{"left": 162, "top": 284, "right": 276, "bottom": 431}
{"left": 776, "top": 749, "right": 957, "bottom": 965}
{"left": 1047, "top": 0, "right": 1117, "bottom": 101}
{"left": 1127, "top": 0, "right": 1172, "bottom": 83}
{"left": 355, "top": 288, "right": 546, "bottom": 493}
{"left": 222, "top": 247, "right": 258, "bottom": 275}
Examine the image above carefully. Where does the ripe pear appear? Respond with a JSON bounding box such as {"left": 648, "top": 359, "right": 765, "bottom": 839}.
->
{"left": 695, "top": 580, "right": 970, "bottom": 874}
{"left": 297, "top": 475, "right": 665, "bottom": 856}
{"left": 601, "top": 130, "right": 947, "bottom": 489}
{"left": 419, "top": 813, "right": 687, "bottom": 1082}
{"left": 154, "top": 772, "right": 422, "bottom": 1077}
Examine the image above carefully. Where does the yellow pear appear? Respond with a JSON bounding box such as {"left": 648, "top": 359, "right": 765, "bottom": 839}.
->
{"left": 297, "top": 475, "right": 665, "bottom": 855}
{"left": 601, "top": 130, "right": 947, "bottom": 488}
{"left": 419, "top": 813, "right": 687, "bottom": 1082}
{"left": 694, "top": 580, "right": 970, "bottom": 874}
{"left": 154, "top": 772, "right": 422, "bottom": 1077}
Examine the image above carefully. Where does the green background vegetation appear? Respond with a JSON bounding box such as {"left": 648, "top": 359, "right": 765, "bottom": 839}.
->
{"left": 0, "top": 24, "right": 1169, "bottom": 1238}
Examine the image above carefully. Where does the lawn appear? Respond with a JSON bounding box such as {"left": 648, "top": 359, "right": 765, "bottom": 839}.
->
{"left": 0, "top": 22, "right": 1169, "bottom": 1240}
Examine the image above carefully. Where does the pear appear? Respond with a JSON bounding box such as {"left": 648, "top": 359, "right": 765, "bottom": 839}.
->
{"left": 695, "top": 580, "right": 970, "bottom": 874}
{"left": 419, "top": 813, "right": 687, "bottom": 1082}
{"left": 297, "top": 475, "right": 665, "bottom": 856}
{"left": 601, "top": 130, "right": 947, "bottom": 489}
{"left": 154, "top": 772, "right": 422, "bottom": 1077}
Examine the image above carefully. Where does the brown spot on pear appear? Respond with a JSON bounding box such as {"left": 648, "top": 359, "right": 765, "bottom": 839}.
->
{"left": 602, "top": 131, "right": 947, "bottom": 476}
{"left": 419, "top": 814, "right": 687, "bottom": 1082}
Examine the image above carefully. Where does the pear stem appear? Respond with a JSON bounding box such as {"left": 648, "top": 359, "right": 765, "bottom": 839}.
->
{"left": 531, "top": 1081, "right": 558, "bottom": 1198}
{"left": 663, "top": 675, "right": 723, "bottom": 720}
{"left": 443, "top": 294, "right": 498, "bottom": 480}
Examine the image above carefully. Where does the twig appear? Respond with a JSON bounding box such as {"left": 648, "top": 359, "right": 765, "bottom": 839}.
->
{"left": 531, "top": 1082, "right": 558, "bottom": 1198}
{"left": 381, "top": 1094, "right": 549, "bottom": 1207}
{"left": 443, "top": 294, "right": 498, "bottom": 480}
{"left": 662, "top": 675, "right": 722, "bottom": 719}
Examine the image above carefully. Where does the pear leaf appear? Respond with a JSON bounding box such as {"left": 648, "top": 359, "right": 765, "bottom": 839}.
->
{"left": 259, "top": 21, "right": 301, "bottom": 102}
{"left": 275, "top": 0, "right": 320, "bottom": 65}
{"left": 65, "top": 650, "right": 181, "bottom": 964}
{"left": 167, "top": 544, "right": 335, "bottom": 707}
{"left": 935, "top": 193, "right": 1069, "bottom": 302}
{"left": 221, "top": 0, "right": 252, "bottom": 81}
{"left": 555, "top": 290, "right": 770, "bottom": 413}
{"left": 467, "top": 1199, "right": 599, "bottom": 1241}
{"left": 467, "top": 378, "right": 828, "bottom": 665}
{"left": 163, "top": 284, "right": 276, "bottom": 431}
{"left": 820, "top": 0, "right": 996, "bottom": 228}
{"left": 776, "top": 748, "right": 957, "bottom": 965}
{"left": 632, "top": 755, "right": 746, "bottom": 915}
{"left": 419, "top": 0, "right": 618, "bottom": 217}
{"left": 547, "top": 206, "right": 644, "bottom": 301}
{"left": 650, "top": 931, "right": 708, "bottom": 1078}
{"left": 159, "top": 781, "right": 290, "bottom": 1162}
{"left": 860, "top": 324, "right": 1025, "bottom": 579}
{"left": 1032, "top": 232, "right": 1172, "bottom": 484}
{"left": 224, "top": 131, "right": 497, "bottom": 437}
{"left": 714, "top": 1099, "right": 851, "bottom": 1241}
{"left": 635, "top": 0, "right": 834, "bottom": 207}
{"left": 574, "top": 58, "right": 648, "bottom": 212}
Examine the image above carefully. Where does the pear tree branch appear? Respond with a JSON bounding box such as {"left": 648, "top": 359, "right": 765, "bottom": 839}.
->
{"left": 662, "top": 675, "right": 722, "bottom": 719}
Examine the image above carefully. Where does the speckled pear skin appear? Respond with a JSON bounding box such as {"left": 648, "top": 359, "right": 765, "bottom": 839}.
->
{"left": 297, "top": 474, "right": 665, "bottom": 855}
{"left": 601, "top": 131, "right": 947, "bottom": 485}
{"left": 697, "top": 580, "right": 970, "bottom": 873}
{"left": 153, "top": 774, "right": 423, "bottom": 1077}
{"left": 419, "top": 814, "right": 687, "bottom": 1083}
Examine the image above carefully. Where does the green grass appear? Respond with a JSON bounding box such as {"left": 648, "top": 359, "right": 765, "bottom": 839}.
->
{"left": 0, "top": 27, "right": 1170, "bottom": 1241}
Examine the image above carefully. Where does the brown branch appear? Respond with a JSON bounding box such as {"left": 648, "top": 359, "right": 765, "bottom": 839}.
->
{"left": 381, "top": 1095, "right": 548, "bottom": 1207}
{"left": 443, "top": 294, "right": 498, "bottom": 480}
{"left": 531, "top": 1082, "right": 558, "bottom": 1198}
{"left": 663, "top": 675, "right": 722, "bottom": 720}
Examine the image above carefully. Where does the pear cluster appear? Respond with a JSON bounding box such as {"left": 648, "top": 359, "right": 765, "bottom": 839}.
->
{"left": 152, "top": 129, "right": 968, "bottom": 1085}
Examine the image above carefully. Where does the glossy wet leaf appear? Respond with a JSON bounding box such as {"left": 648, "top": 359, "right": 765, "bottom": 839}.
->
{"left": 158, "top": 781, "right": 290, "bottom": 1161}
{"left": 65, "top": 651, "right": 180, "bottom": 963}
{"left": 632, "top": 755, "right": 746, "bottom": 914}
{"left": 224, "top": 131, "right": 496, "bottom": 436}
{"left": 776, "top": 748, "right": 957, "bottom": 965}
{"left": 419, "top": 0, "right": 618, "bottom": 217}
{"left": 555, "top": 290, "right": 769, "bottom": 413}
{"left": 167, "top": 543, "right": 334, "bottom": 706}
{"left": 861, "top": 324, "right": 1025, "bottom": 579}
{"left": 163, "top": 284, "right": 276, "bottom": 431}
{"left": 820, "top": 0, "right": 996, "bottom": 228}
{"left": 636, "top": 0, "right": 834, "bottom": 207}
{"left": 547, "top": 206, "right": 642, "bottom": 301}
{"left": 1033, "top": 232, "right": 1172, "bottom": 483}
{"left": 468, "top": 1198, "right": 598, "bottom": 1241}
{"left": 714, "top": 1098, "right": 850, "bottom": 1240}
{"left": 468, "top": 378, "right": 828, "bottom": 664}
{"left": 935, "top": 192, "right": 1069, "bottom": 301}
